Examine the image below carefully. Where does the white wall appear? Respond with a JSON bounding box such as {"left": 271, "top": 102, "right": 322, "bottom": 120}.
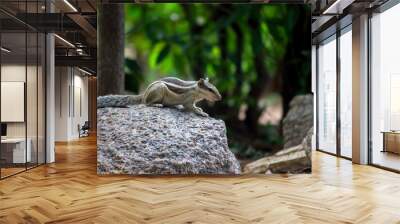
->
{"left": 1, "top": 65, "right": 35, "bottom": 138}
{"left": 55, "top": 67, "right": 69, "bottom": 141}
{"left": 73, "top": 73, "right": 89, "bottom": 137}
{"left": 55, "top": 67, "right": 89, "bottom": 141}
{"left": 1, "top": 63, "right": 46, "bottom": 164}
{"left": 1, "top": 65, "right": 26, "bottom": 141}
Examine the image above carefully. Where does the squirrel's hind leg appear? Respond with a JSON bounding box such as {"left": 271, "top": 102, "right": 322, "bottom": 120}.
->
{"left": 143, "top": 83, "right": 167, "bottom": 106}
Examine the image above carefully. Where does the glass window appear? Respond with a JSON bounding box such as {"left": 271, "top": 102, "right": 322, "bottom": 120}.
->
{"left": 1, "top": 30, "right": 28, "bottom": 177}
{"left": 339, "top": 28, "right": 352, "bottom": 158}
{"left": 38, "top": 32, "right": 45, "bottom": 165}
{"left": 27, "top": 30, "right": 38, "bottom": 169}
{"left": 0, "top": 1, "right": 46, "bottom": 179}
{"left": 317, "top": 36, "right": 337, "bottom": 154}
{"left": 371, "top": 3, "right": 400, "bottom": 171}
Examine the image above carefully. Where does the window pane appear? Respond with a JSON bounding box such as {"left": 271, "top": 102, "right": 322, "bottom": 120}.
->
{"left": 340, "top": 29, "right": 352, "bottom": 158}
{"left": 1, "top": 31, "right": 28, "bottom": 177}
{"left": 371, "top": 3, "right": 400, "bottom": 171}
{"left": 318, "top": 37, "right": 337, "bottom": 154}
{"left": 27, "top": 31, "right": 38, "bottom": 169}
{"left": 38, "top": 32, "right": 45, "bottom": 165}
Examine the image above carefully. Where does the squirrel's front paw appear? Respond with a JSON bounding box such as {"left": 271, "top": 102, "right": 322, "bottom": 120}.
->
{"left": 175, "top": 105, "right": 185, "bottom": 110}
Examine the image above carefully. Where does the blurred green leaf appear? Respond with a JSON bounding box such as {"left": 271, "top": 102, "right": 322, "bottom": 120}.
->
{"left": 156, "top": 44, "right": 171, "bottom": 64}
{"left": 125, "top": 58, "right": 143, "bottom": 93}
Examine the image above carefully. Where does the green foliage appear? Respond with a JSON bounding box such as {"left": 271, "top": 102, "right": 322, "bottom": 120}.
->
{"left": 125, "top": 58, "right": 143, "bottom": 93}
{"left": 124, "top": 4, "right": 310, "bottom": 160}
{"left": 258, "top": 124, "right": 283, "bottom": 146}
{"left": 229, "top": 143, "right": 265, "bottom": 160}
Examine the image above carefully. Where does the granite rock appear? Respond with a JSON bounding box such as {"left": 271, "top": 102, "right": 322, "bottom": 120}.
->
{"left": 97, "top": 104, "right": 240, "bottom": 175}
{"left": 282, "top": 94, "right": 313, "bottom": 148}
{"left": 244, "top": 94, "right": 313, "bottom": 174}
{"left": 244, "top": 128, "right": 313, "bottom": 174}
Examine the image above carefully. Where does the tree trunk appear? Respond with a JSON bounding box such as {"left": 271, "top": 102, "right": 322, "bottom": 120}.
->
{"left": 97, "top": 3, "right": 125, "bottom": 96}
{"left": 232, "top": 22, "right": 243, "bottom": 94}
{"left": 182, "top": 5, "right": 204, "bottom": 80}
{"left": 245, "top": 7, "right": 271, "bottom": 135}
{"left": 281, "top": 8, "right": 311, "bottom": 115}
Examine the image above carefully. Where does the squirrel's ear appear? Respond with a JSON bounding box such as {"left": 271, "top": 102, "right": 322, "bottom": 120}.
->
{"left": 198, "top": 78, "right": 205, "bottom": 86}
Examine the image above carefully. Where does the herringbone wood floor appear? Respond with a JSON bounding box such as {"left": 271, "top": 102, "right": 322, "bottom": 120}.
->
{"left": 1, "top": 136, "right": 400, "bottom": 224}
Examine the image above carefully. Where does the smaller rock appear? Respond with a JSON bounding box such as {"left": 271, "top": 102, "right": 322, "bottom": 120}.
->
{"left": 244, "top": 128, "right": 313, "bottom": 174}
{"left": 282, "top": 94, "right": 313, "bottom": 148}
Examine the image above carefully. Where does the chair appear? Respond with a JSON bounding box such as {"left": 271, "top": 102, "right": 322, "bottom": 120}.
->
{"left": 79, "top": 121, "right": 90, "bottom": 138}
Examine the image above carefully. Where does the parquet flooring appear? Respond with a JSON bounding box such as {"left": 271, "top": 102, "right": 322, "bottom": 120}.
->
{"left": 1, "top": 135, "right": 400, "bottom": 223}
{"left": 1, "top": 167, "right": 26, "bottom": 177}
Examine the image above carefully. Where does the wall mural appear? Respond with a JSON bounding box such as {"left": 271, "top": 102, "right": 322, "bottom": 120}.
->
{"left": 97, "top": 3, "right": 312, "bottom": 175}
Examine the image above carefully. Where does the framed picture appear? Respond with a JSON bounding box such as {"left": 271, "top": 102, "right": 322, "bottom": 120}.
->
{"left": 97, "top": 2, "right": 312, "bottom": 175}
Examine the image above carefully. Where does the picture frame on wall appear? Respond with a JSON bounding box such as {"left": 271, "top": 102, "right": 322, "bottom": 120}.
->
{"left": 96, "top": 1, "right": 313, "bottom": 175}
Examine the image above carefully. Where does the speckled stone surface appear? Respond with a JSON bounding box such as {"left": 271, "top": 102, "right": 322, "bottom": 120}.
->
{"left": 282, "top": 94, "right": 313, "bottom": 148}
{"left": 97, "top": 104, "right": 241, "bottom": 175}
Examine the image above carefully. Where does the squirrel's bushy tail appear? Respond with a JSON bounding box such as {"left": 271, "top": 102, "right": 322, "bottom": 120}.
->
{"left": 97, "top": 94, "right": 143, "bottom": 108}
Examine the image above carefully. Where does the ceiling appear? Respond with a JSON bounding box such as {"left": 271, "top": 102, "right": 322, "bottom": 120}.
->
{"left": 311, "top": 0, "right": 390, "bottom": 43}
{"left": 0, "top": 0, "right": 97, "bottom": 74}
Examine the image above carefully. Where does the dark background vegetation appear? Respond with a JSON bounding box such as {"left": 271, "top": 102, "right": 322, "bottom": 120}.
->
{"left": 124, "top": 4, "right": 311, "bottom": 160}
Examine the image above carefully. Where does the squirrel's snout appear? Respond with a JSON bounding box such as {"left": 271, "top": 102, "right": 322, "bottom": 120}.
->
{"left": 215, "top": 93, "right": 222, "bottom": 101}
